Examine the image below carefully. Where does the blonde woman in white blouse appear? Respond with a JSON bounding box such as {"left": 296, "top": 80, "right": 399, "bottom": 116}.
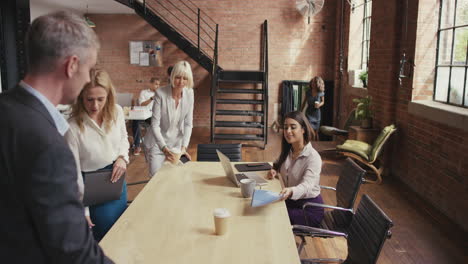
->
{"left": 267, "top": 111, "right": 324, "bottom": 227}
{"left": 65, "top": 69, "right": 129, "bottom": 241}
{"left": 143, "top": 60, "right": 194, "bottom": 176}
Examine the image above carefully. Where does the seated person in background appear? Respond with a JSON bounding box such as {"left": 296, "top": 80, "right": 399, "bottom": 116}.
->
{"left": 143, "top": 60, "right": 194, "bottom": 176}
{"left": 65, "top": 69, "right": 129, "bottom": 241}
{"left": 132, "top": 77, "right": 160, "bottom": 155}
{"left": 267, "top": 111, "right": 324, "bottom": 227}
{"left": 304, "top": 76, "right": 325, "bottom": 139}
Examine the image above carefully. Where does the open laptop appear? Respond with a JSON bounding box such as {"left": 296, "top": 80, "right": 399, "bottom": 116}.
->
{"left": 82, "top": 169, "right": 126, "bottom": 206}
{"left": 216, "top": 150, "right": 268, "bottom": 187}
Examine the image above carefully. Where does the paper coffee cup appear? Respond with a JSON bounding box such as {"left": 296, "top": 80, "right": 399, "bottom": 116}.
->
{"left": 213, "top": 208, "right": 230, "bottom": 235}
{"left": 169, "top": 148, "right": 182, "bottom": 165}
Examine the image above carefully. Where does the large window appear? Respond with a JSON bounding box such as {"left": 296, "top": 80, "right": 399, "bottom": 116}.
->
{"left": 361, "top": 0, "right": 372, "bottom": 70}
{"left": 434, "top": 0, "right": 468, "bottom": 107}
{"left": 348, "top": 0, "right": 372, "bottom": 87}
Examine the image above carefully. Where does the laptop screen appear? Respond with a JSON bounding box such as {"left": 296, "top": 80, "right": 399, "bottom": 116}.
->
{"left": 216, "top": 150, "right": 239, "bottom": 186}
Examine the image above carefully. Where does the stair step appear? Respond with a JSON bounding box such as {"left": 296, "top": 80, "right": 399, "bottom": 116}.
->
{"left": 215, "top": 121, "right": 264, "bottom": 128}
{"left": 218, "top": 70, "right": 265, "bottom": 83}
{"left": 216, "top": 110, "right": 264, "bottom": 116}
{"left": 214, "top": 134, "right": 265, "bottom": 141}
{"left": 217, "top": 99, "right": 264, "bottom": 105}
{"left": 218, "top": 88, "right": 265, "bottom": 94}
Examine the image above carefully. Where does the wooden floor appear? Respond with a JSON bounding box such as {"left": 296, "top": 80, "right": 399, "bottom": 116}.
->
{"left": 125, "top": 127, "right": 468, "bottom": 264}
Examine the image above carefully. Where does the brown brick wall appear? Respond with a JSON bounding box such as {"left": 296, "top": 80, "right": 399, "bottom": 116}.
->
{"left": 90, "top": 0, "right": 338, "bottom": 127}
{"left": 338, "top": 0, "right": 468, "bottom": 231}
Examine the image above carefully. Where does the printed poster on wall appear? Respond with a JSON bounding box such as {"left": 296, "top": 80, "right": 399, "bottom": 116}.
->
{"left": 129, "top": 40, "right": 163, "bottom": 67}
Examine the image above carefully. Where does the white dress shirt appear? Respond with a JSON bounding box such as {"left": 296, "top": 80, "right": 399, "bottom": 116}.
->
{"left": 138, "top": 89, "right": 155, "bottom": 111}
{"left": 65, "top": 104, "right": 130, "bottom": 214}
{"left": 279, "top": 142, "right": 322, "bottom": 200}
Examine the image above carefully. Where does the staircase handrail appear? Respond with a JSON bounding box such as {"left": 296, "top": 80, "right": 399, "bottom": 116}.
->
{"left": 135, "top": 0, "right": 217, "bottom": 59}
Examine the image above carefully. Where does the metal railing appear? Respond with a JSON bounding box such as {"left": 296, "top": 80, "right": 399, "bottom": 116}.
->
{"left": 136, "top": 0, "right": 218, "bottom": 60}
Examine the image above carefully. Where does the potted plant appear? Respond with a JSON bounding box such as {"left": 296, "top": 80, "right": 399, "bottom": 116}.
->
{"left": 359, "top": 70, "right": 368, "bottom": 88}
{"left": 352, "top": 96, "right": 373, "bottom": 128}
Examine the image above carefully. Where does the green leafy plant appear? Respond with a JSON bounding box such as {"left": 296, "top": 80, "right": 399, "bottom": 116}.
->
{"left": 353, "top": 96, "right": 373, "bottom": 120}
{"left": 359, "top": 70, "right": 368, "bottom": 87}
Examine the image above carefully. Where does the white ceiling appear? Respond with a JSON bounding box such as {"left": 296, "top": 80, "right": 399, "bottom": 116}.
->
{"left": 30, "top": 0, "right": 134, "bottom": 19}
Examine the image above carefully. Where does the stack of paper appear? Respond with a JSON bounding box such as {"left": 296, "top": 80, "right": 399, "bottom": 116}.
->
{"left": 251, "top": 189, "right": 281, "bottom": 207}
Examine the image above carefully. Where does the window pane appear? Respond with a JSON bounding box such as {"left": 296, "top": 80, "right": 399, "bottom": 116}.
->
{"left": 449, "top": 67, "right": 465, "bottom": 105}
{"left": 441, "top": 0, "right": 456, "bottom": 28}
{"left": 465, "top": 73, "right": 468, "bottom": 106}
{"left": 456, "top": 0, "right": 468, "bottom": 26}
{"left": 438, "top": 29, "right": 453, "bottom": 65}
{"left": 435, "top": 67, "right": 450, "bottom": 101}
{"left": 366, "top": 1, "right": 372, "bottom": 16}
{"left": 453, "top": 27, "right": 468, "bottom": 64}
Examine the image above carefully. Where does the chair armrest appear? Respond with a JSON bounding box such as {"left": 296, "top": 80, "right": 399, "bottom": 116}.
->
{"left": 303, "top": 202, "right": 354, "bottom": 213}
{"left": 319, "top": 185, "right": 336, "bottom": 191}
{"left": 292, "top": 225, "right": 348, "bottom": 239}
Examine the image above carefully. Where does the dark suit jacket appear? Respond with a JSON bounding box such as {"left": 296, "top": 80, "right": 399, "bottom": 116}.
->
{"left": 0, "top": 85, "right": 113, "bottom": 263}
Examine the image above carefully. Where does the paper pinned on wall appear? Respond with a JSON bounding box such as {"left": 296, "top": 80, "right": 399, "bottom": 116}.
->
{"left": 130, "top": 41, "right": 143, "bottom": 64}
{"left": 139, "top": 52, "right": 150, "bottom": 66}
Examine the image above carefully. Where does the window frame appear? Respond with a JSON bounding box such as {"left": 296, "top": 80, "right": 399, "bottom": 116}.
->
{"left": 360, "top": 0, "right": 372, "bottom": 71}
{"left": 434, "top": 0, "right": 468, "bottom": 108}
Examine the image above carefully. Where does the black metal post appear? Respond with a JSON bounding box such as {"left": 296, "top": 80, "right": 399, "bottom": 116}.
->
{"left": 210, "top": 24, "right": 219, "bottom": 143}
{"left": 0, "top": 0, "right": 30, "bottom": 92}
{"left": 197, "top": 8, "right": 200, "bottom": 52}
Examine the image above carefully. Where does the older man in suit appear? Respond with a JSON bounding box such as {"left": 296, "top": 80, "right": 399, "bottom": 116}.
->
{"left": 0, "top": 11, "right": 113, "bottom": 263}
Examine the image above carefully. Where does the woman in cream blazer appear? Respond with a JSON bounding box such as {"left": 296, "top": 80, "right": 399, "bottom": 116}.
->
{"left": 143, "top": 60, "right": 194, "bottom": 176}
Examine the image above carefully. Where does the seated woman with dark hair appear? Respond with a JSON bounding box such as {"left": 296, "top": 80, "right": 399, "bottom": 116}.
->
{"left": 267, "top": 111, "right": 324, "bottom": 227}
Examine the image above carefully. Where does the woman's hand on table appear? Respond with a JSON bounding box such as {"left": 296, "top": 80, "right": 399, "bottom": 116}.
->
{"left": 111, "top": 157, "right": 127, "bottom": 183}
{"left": 266, "top": 169, "right": 277, "bottom": 180}
{"left": 279, "top": 187, "right": 293, "bottom": 201}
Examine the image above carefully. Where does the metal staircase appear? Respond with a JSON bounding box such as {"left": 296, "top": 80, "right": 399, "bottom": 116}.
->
{"left": 120, "top": 0, "right": 268, "bottom": 148}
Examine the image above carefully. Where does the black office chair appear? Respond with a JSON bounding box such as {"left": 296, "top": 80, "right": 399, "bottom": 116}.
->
{"left": 197, "top": 143, "right": 242, "bottom": 162}
{"left": 296, "top": 194, "right": 393, "bottom": 264}
{"left": 319, "top": 109, "right": 359, "bottom": 139}
{"left": 294, "top": 158, "right": 366, "bottom": 254}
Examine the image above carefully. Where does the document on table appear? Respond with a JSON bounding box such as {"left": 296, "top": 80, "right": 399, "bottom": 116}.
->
{"left": 251, "top": 189, "right": 281, "bottom": 207}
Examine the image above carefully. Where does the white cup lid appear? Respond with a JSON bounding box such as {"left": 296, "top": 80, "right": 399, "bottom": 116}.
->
{"left": 213, "top": 208, "right": 230, "bottom": 218}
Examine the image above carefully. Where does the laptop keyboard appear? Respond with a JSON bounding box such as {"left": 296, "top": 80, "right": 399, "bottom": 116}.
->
{"left": 236, "top": 173, "right": 249, "bottom": 181}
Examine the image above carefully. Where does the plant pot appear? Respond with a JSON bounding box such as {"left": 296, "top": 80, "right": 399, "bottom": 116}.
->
{"left": 361, "top": 118, "right": 373, "bottom": 129}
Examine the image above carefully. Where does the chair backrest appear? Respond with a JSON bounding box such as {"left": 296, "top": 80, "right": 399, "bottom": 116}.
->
{"left": 343, "top": 109, "right": 360, "bottom": 130}
{"left": 329, "top": 158, "right": 366, "bottom": 228}
{"left": 345, "top": 195, "right": 393, "bottom": 264}
{"left": 368, "top": 124, "right": 397, "bottom": 163}
{"left": 116, "top": 92, "right": 134, "bottom": 107}
{"left": 197, "top": 144, "right": 242, "bottom": 162}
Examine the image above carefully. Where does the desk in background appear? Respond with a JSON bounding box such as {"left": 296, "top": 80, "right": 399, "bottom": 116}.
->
{"left": 100, "top": 162, "right": 300, "bottom": 264}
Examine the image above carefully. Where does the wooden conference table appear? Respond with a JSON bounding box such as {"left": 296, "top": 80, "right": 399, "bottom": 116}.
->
{"left": 100, "top": 162, "right": 300, "bottom": 264}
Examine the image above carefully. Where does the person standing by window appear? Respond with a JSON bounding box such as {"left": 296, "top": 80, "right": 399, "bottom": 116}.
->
{"left": 304, "top": 76, "right": 325, "bottom": 139}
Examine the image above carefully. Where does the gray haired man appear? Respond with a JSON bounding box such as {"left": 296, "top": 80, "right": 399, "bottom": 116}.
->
{"left": 0, "top": 11, "right": 113, "bottom": 263}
